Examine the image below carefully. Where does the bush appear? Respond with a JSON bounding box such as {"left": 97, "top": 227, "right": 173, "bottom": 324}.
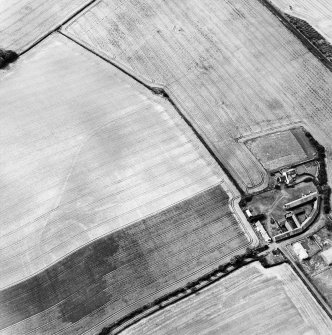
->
{"left": 324, "top": 203, "right": 331, "bottom": 214}
{"left": 245, "top": 195, "right": 253, "bottom": 202}
{"left": 0, "top": 49, "right": 18, "bottom": 68}
{"left": 229, "top": 255, "right": 244, "bottom": 266}
{"left": 3, "top": 50, "right": 18, "bottom": 62}
{"left": 248, "top": 213, "right": 266, "bottom": 223}
{"left": 326, "top": 220, "right": 332, "bottom": 231}
{"left": 99, "top": 327, "right": 111, "bottom": 335}
{"left": 218, "top": 264, "right": 227, "bottom": 272}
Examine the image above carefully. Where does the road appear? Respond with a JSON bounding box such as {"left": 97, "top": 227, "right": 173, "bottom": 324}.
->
{"left": 280, "top": 246, "right": 332, "bottom": 318}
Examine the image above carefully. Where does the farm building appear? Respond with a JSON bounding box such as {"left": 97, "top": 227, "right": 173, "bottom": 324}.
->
{"left": 293, "top": 242, "right": 309, "bottom": 261}
{"left": 283, "top": 169, "right": 297, "bottom": 185}
{"left": 284, "top": 192, "right": 318, "bottom": 209}
{"left": 245, "top": 208, "right": 253, "bottom": 218}
{"left": 255, "top": 221, "right": 271, "bottom": 243}
{"left": 320, "top": 248, "right": 332, "bottom": 265}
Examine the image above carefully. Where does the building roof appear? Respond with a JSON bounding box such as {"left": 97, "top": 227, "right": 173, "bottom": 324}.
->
{"left": 284, "top": 192, "right": 318, "bottom": 210}
{"left": 321, "top": 248, "right": 332, "bottom": 265}
{"left": 255, "top": 221, "right": 271, "bottom": 242}
{"left": 293, "top": 242, "right": 308, "bottom": 261}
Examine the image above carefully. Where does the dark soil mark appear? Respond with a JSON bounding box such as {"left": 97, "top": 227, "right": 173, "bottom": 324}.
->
{"left": 0, "top": 185, "right": 241, "bottom": 332}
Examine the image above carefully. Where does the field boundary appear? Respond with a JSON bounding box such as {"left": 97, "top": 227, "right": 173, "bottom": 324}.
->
{"left": 97, "top": 248, "right": 269, "bottom": 335}
{"left": 241, "top": 125, "right": 319, "bottom": 174}
{"left": 18, "top": 0, "right": 98, "bottom": 56}
{"left": 280, "top": 248, "right": 332, "bottom": 319}
{"left": 58, "top": 31, "right": 255, "bottom": 196}
{"left": 258, "top": 0, "right": 332, "bottom": 72}
{"left": 237, "top": 121, "right": 306, "bottom": 143}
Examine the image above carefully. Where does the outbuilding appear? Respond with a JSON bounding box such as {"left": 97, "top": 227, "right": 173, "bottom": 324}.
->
{"left": 293, "top": 242, "right": 308, "bottom": 261}
{"left": 245, "top": 208, "right": 252, "bottom": 218}
{"left": 320, "top": 248, "right": 332, "bottom": 265}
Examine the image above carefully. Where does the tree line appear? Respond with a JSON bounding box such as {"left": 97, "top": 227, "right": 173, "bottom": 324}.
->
{"left": 98, "top": 245, "right": 269, "bottom": 335}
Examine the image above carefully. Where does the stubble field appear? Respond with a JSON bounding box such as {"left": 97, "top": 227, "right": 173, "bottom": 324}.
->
{"left": 121, "top": 262, "right": 332, "bottom": 335}
{"left": 0, "top": 33, "right": 256, "bottom": 335}
{"left": 63, "top": 0, "right": 332, "bottom": 194}
{"left": 0, "top": 0, "right": 92, "bottom": 52}
{"left": 0, "top": 33, "right": 234, "bottom": 289}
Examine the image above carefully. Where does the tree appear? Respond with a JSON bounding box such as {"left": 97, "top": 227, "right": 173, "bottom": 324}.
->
{"left": 246, "top": 246, "right": 259, "bottom": 257}
{"left": 229, "top": 255, "right": 243, "bottom": 266}
{"left": 0, "top": 49, "right": 18, "bottom": 69}
{"left": 324, "top": 204, "right": 331, "bottom": 214}
{"left": 218, "top": 264, "right": 227, "bottom": 272}
{"left": 326, "top": 220, "right": 332, "bottom": 231}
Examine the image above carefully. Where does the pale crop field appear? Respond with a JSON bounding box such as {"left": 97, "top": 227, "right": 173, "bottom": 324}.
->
{"left": 63, "top": 0, "right": 332, "bottom": 194}
{"left": 269, "top": 0, "right": 332, "bottom": 44}
{"left": 0, "top": 0, "right": 92, "bottom": 52}
{"left": 0, "top": 186, "right": 251, "bottom": 335}
{"left": 0, "top": 33, "right": 239, "bottom": 290}
{"left": 121, "top": 262, "right": 332, "bottom": 335}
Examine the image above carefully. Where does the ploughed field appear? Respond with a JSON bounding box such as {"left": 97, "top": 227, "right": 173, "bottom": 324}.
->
{"left": 0, "top": 0, "right": 92, "bottom": 52}
{"left": 121, "top": 262, "right": 332, "bottom": 335}
{"left": 63, "top": 0, "right": 332, "bottom": 194}
{"left": 0, "top": 33, "right": 232, "bottom": 290}
{"left": 0, "top": 185, "right": 250, "bottom": 335}
{"left": 269, "top": 0, "right": 332, "bottom": 44}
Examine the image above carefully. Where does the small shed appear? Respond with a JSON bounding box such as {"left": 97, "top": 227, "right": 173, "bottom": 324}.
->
{"left": 293, "top": 242, "right": 308, "bottom": 261}
{"left": 320, "top": 248, "right": 332, "bottom": 265}
{"left": 245, "top": 209, "right": 252, "bottom": 217}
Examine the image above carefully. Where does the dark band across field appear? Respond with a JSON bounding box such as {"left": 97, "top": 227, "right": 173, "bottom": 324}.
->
{"left": 0, "top": 185, "right": 249, "bottom": 334}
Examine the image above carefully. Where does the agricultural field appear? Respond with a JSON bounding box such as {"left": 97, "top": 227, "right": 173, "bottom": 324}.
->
{"left": 0, "top": 33, "right": 242, "bottom": 290}
{"left": 288, "top": 226, "right": 332, "bottom": 308}
{"left": 245, "top": 128, "right": 315, "bottom": 171}
{"left": 63, "top": 0, "right": 332, "bottom": 194}
{"left": 0, "top": 0, "right": 92, "bottom": 52}
{"left": 0, "top": 185, "right": 251, "bottom": 335}
{"left": 269, "top": 0, "right": 332, "bottom": 44}
{"left": 121, "top": 262, "right": 332, "bottom": 335}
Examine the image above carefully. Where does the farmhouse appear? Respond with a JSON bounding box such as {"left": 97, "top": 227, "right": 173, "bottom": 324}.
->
{"left": 320, "top": 248, "right": 332, "bottom": 265}
{"left": 277, "top": 168, "right": 297, "bottom": 185}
